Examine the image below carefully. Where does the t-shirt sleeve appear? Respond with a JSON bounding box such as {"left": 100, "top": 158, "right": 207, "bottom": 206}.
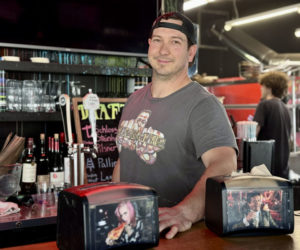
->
{"left": 253, "top": 102, "right": 265, "bottom": 127}
{"left": 189, "top": 95, "right": 238, "bottom": 158}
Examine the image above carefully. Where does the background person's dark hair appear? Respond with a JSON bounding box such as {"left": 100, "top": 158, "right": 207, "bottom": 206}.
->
{"left": 259, "top": 71, "right": 289, "bottom": 98}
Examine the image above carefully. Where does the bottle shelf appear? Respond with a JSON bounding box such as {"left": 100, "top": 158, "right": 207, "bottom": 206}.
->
{"left": 0, "top": 61, "right": 152, "bottom": 77}
{"left": 0, "top": 112, "right": 61, "bottom": 122}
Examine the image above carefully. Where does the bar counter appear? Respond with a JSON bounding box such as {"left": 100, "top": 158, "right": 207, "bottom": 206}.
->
{"left": 2, "top": 214, "right": 300, "bottom": 250}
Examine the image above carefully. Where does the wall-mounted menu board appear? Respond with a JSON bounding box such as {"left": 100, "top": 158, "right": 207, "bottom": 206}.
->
{"left": 73, "top": 97, "right": 126, "bottom": 183}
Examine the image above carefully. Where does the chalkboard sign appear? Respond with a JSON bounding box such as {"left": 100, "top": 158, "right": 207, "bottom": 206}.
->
{"left": 73, "top": 97, "right": 126, "bottom": 183}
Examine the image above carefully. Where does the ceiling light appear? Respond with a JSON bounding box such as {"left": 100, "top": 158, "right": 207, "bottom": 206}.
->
{"left": 183, "top": 0, "right": 215, "bottom": 11}
{"left": 295, "top": 28, "right": 300, "bottom": 38}
{"left": 224, "top": 3, "right": 300, "bottom": 31}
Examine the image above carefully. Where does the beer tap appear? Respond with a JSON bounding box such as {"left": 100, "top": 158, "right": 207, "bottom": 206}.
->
{"left": 58, "top": 94, "right": 73, "bottom": 186}
{"left": 83, "top": 89, "right": 100, "bottom": 159}
{"left": 59, "top": 94, "right": 73, "bottom": 152}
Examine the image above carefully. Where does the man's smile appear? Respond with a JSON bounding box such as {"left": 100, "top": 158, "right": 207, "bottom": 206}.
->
{"left": 156, "top": 58, "right": 173, "bottom": 64}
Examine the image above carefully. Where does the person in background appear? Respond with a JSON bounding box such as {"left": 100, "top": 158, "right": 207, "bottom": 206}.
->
{"left": 112, "top": 12, "right": 237, "bottom": 239}
{"left": 254, "top": 71, "right": 291, "bottom": 179}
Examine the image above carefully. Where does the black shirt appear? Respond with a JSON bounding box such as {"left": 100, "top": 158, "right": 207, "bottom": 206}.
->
{"left": 254, "top": 98, "right": 291, "bottom": 178}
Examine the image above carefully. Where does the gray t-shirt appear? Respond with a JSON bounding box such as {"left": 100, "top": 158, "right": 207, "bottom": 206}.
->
{"left": 116, "top": 82, "right": 237, "bottom": 207}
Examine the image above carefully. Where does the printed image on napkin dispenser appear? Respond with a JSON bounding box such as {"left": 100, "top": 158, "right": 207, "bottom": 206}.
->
{"left": 57, "top": 182, "right": 159, "bottom": 250}
{"left": 205, "top": 175, "right": 294, "bottom": 236}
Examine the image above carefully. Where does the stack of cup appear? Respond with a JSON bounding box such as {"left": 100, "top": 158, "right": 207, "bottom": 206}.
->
{"left": 236, "top": 121, "right": 258, "bottom": 141}
{"left": 22, "top": 80, "right": 43, "bottom": 112}
{"left": 0, "top": 71, "right": 6, "bottom": 112}
{"left": 6, "top": 79, "right": 22, "bottom": 112}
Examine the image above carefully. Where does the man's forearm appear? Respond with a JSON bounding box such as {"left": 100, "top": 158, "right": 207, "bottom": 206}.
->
{"left": 177, "top": 147, "right": 237, "bottom": 223}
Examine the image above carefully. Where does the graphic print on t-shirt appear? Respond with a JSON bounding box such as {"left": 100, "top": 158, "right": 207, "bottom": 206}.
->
{"left": 116, "top": 110, "right": 166, "bottom": 164}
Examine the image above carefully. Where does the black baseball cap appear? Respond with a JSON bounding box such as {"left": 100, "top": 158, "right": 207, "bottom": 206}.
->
{"left": 149, "top": 12, "right": 197, "bottom": 45}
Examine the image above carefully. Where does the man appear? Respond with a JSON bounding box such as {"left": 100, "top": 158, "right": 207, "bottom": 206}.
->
{"left": 232, "top": 192, "right": 278, "bottom": 229}
{"left": 254, "top": 71, "right": 291, "bottom": 179}
{"left": 113, "top": 12, "right": 237, "bottom": 239}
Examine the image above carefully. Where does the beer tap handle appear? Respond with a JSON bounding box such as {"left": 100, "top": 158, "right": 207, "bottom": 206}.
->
{"left": 83, "top": 89, "right": 100, "bottom": 158}
{"left": 59, "top": 94, "right": 73, "bottom": 148}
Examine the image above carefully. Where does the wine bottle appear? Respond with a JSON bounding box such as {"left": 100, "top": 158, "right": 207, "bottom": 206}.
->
{"left": 48, "top": 136, "right": 55, "bottom": 167}
{"left": 20, "top": 137, "right": 37, "bottom": 195}
{"left": 37, "top": 133, "right": 50, "bottom": 186}
{"left": 49, "top": 133, "right": 64, "bottom": 190}
{"left": 60, "top": 132, "right": 72, "bottom": 187}
{"left": 59, "top": 132, "right": 68, "bottom": 159}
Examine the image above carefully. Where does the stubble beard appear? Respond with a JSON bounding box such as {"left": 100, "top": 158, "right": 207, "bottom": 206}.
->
{"left": 150, "top": 58, "right": 187, "bottom": 81}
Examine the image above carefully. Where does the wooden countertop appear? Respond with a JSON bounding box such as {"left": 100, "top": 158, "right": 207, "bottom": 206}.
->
{"left": 3, "top": 214, "right": 300, "bottom": 250}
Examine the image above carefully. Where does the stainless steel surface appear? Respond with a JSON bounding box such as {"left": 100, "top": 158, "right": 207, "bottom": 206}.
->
{"left": 211, "top": 26, "right": 300, "bottom": 66}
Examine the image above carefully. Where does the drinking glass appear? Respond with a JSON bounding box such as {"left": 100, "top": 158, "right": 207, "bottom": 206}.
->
{"left": 22, "top": 80, "right": 36, "bottom": 112}
{"left": 6, "top": 79, "right": 22, "bottom": 111}
{"left": 41, "top": 80, "right": 50, "bottom": 112}
{"left": 36, "top": 181, "right": 50, "bottom": 204}
{"left": 22, "top": 80, "right": 42, "bottom": 112}
{"left": 49, "top": 80, "right": 59, "bottom": 112}
{"left": 70, "top": 81, "right": 84, "bottom": 97}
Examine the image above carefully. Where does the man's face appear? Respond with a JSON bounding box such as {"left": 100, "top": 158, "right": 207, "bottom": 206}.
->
{"left": 148, "top": 19, "right": 196, "bottom": 79}
{"left": 249, "top": 195, "right": 262, "bottom": 212}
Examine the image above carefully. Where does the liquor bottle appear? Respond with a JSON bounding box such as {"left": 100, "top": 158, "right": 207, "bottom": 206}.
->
{"left": 20, "top": 137, "right": 37, "bottom": 195}
{"left": 60, "top": 132, "right": 72, "bottom": 187}
{"left": 37, "top": 133, "right": 50, "bottom": 185}
{"left": 49, "top": 133, "right": 64, "bottom": 190}
{"left": 48, "top": 136, "right": 54, "bottom": 166}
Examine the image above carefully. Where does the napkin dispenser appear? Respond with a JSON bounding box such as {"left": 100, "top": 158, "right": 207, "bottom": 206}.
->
{"left": 57, "top": 182, "right": 159, "bottom": 250}
{"left": 205, "top": 175, "right": 294, "bottom": 236}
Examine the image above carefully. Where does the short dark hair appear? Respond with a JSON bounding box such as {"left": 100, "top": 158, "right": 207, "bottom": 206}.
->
{"left": 259, "top": 71, "right": 289, "bottom": 98}
{"left": 149, "top": 12, "right": 197, "bottom": 48}
{"left": 247, "top": 192, "right": 261, "bottom": 204}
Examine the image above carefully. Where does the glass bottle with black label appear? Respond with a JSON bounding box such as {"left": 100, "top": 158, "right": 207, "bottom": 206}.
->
{"left": 20, "top": 137, "right": 37, "bottom": 195}
{"left": 48, "top": 136, "right": 54, "bottom": 166}
{"left": 50, "top": 133, "right": 64, "bottom": 190}
{"left": 37, "top": 133, "right": 50, "bottom": 186}
{"left": 60, "top": 132, "right": 72, "bottom": 187}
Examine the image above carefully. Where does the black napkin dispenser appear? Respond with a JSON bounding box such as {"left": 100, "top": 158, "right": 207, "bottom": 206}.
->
{"left": 57, "top": 182, "right": 159, "bottom": 249}
{"left": 205, "top": 175, "right": 294, "bottom": 236}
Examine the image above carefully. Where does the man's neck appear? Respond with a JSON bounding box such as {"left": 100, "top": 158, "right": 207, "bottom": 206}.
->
{"left": 265, "top": 94, "right": 278, "bottom": 100}
{"left": 151, "top": 73, "right": 192, "bottom": 98}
